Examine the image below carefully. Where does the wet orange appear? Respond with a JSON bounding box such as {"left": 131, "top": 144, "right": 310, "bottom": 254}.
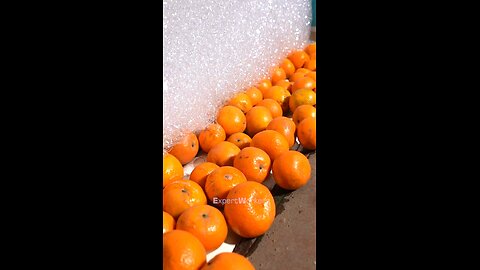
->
{"left": 263, "top": 86, "right": 291, "bottom": 113}
{"left": 251, "top": 130, "right": 289, "bottom": 161}
{"left": 198, "top": 123, "right": 227, "bottom": 153}
{"left": 297, "top": 117, "right": 316, "bottom": 150}
{"left": 245, "top": 86, "right": 263, "bottom": 106}
{"left": 207, "top": 141, "right": 241, "bottom": 167}
{"left": 227, "top": 132, "right": 252, "bottom": 149}
{"left": 233, "top": 146, "right": 271, "bottom": 183}
{"left": 205, "top": 166, "right": 247, "bottom": 204}
{"left": 266, "top": 116, "right": 296, "bottom": 148}
{"left": 163, "top": 230, "right": 206, "bottom": 270}
{"left": 228, "top": 92, "right": 253, "bottom": 113}
{"left": 292, "top": 104, "right": 316, "bottom": 126}
{"left": 288, "top": 50, "right": 310, "bottom": 69}
{"left": 271, "top": 66, "right": 286, "bottom": 85}
{"left": 163, "top": 211, "right": 175, "bottom": 234}
{"left": 217, "top": 105, "right": 246, "bottom": 136}
{"left": 245, "top": 106, "right": 273, "bottom": 136}
{"left": 292, "top": 76, "right": 316, "bottom": 93}
{"left": 168, "top": 133, "right": 199, "bottom": 165}
{"left": 289, "top": 88, "right": 316, "bottom": 113}
{"left": 201, "top": 252, "right": 255, "bottom": 270}
{"left": 280, "top": 58, "right": 296, "bottom": 78}
{"left": 189, "top": 162, "right": 219, "bottom": 190}
{"left": 272, "top": 150, "right": 312, "bottom": 190}
{"left": 256, "top": 99, "right": 282, "bottom": 119}
{"left": 163, "top": 153, "right": 184, "bottom": 188}
{"left": 163, "top": 179, "right": 207, "bottom": 219}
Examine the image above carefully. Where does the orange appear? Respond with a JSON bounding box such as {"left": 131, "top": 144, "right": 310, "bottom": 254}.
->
{"left": 266, "top": 116, "right": 296, "bottom": 148}
{"left": 289, "top": 88, "right": 316, "bottom": 113}
{"left": 233, "top": 146, "right": 271, "bottom": 183}
{"left": 163, "top": 153, "right": 184, "bottom": 188}
{"left": 224, "top": 181, "right": 275, "bottom": 238}
{"left": 205, "top": 166, "right": 247, "bottom": 204}
{"left": 228, "top": 92, "right": 253, "bottom": 113}
{"left": 217, "top": 105, "right": 246, "bottom": 136}
{"left": 292, "top": 104, "right": 316, "bottom": 126}
{"left": 288, "top": 50, "right": 310, "bottom": 69}
{"left": 305, "top": 71, "right": 316, "bottom": 81}
{"left": 263, "top": 86, "right": 291, "bottom": 113}
{"left": 168, "top": 133, "right": 199, "bottom": 165}
{"left": 256, "top": 99, "right": 282, "bottom": 119}
{"left": 163, "top": 211, "right": 175, "bottom": 234}
{"left": 271, "top": 66, "right": 286, "bottom": 85}
{"left": 272, "top": 150, "right": 312, "bottom": 190}
{"left": 303, "top": 58, "right": 316, "bottom": 71}
{"left": 295, "top": 68, "right": 311, "bottom": 75}
{"left": 176, "top": 205, "right": 228, "bottom": 252}
{"left": 207, "top": 141, "right": 241, "bottom": 167}
{"left": 226, "top": 132, "right": 252, "bottom": 149}
{"left": 245, "top": 86, "right": 263, "bottom": 106}
{"left": 280, "top": 58, "right": 296, "bottom": 78}
{"left": 189, "top": 162, "right": 219, "bottom": 190}
{"left": 163, "top": 230, "right": 206, "bottom": 270}
{"left": 305, "top": 42, "right": 316, "bottom": 57}
{"left": 292, "top": 76, "right": 316, "bottom": 93}
{"left": 297, "top": 117, "right": 316, "bottom": 150}
{"left": 198, "top": 123, "right": 227, "bottom": 153}
{"left": 201, "top": 252, "right": 255, "bottom": 270}
{"left": 257, "top": 79, "right": 272, "bottom": 96}
{"left": 274, "top": 79, "right": 293, "bottom": 93}
{"left": 251, "top": 130, "right": 289, "bottom": 161}
{"left": 245, "top": 106, "right": 273, "bottom": 136}
{"left": 163, "top": 179, "right": 207, "bottom": 219}
{"left": 289, "top": 71, "right": 307, "bottom": 83}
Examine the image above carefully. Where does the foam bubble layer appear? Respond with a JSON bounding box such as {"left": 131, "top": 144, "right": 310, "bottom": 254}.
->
{"left": 163, "top": 0, "right": 311, "bottom": 152}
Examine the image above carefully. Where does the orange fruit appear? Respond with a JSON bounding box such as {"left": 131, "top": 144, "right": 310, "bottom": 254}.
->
{"left": 263, "top": 86, "right": 291, "bottom": 113}
{"left": 163, "top": 153, "right": 184, "bottom": 188}
{"left": 272, "top": 150, "right": 312, "bottom": 190}
{"left": 257, "top": 79, "right": 272, "bottom": 95}
{"left": 233, "top": 146, "right": 271, "bottom": 183}
{"left": 251, "top": 130, "right": 289, "bottom": 161}
{"left": 292, "top": 76, "right": 316, "bottom": 93}
{"left": 163, "top": 211, "right": 175, "bottom": 234}
{"left": 198, "top": 123, "right": 227, "bottom": 153}
{"left": 205, "top": 166, "right": 247, "bottom": 204}
{"left": 217, "top": 105, "right": 246, "bottom": 136}
{"left": 224, "top": 181, "right": 275, "bottom": 238}
{"left": 288, "top": 50, "right": 310, "bottom": 69}
{"left": 256, "top": 99, "right": 282, "bottom": 119}
{"left": 305, "top": 71, "right": 316, "bottom": 81}
{"left": 201, "top": 252, "right": 255, "bottom": 270}
{"left": 163, "top": 179, "right": 207, "bottom": 219}
{"left": 207, "top": 141, "right": 241, "bottom": 167}
{"left": 266, "top": 116, "right": 296, "bottom": 148}
{"left": 228, "top": 92, "right": 253, "bottom": 113}
{"left": 189, "top": 162, "right": 219, "bottom": 190}
{"left": 271, "top": 66, "right": 286, "bottom": 85}
{"left": 176, "top": 205, "right": 228, "bottom": 252}
{"left": 245, "top": 106, "right": 273, "bottom": 136}
{"left": 274, "top": 79, "right": 293, "bottom": 93}
{"left": 295, "top": 68, "right": 311, "bottom": 75}
{"left": 245, "top": 86, "right": 263, "bottom": 106}
{"left": 163, "top": 230, "right": 206, "bottom": 270}
{"left": 227, "top": 132, "right": 252, "bottom": 149}
{"left": 168, "top": 133, "right": 199, "bottom": 165}
{"left": 297, "top": 117, "right": 316, "bottom": 150}
{"left": 303, "top": 58, "right": 316, "bottom": 71}
{"left": 289, "top": 88, "right": 316, "bottom": 113}
{"left": 289, "top": 71, "right": 307, "bottom": 83}
{"left": 292, "top": 104, "right": 316, "bottom": 126}
{"left": 305, "top": 42, "right": 316, "bottom": 57}
{"left": 280, "top": 58, "right": 296, "bottom": 78}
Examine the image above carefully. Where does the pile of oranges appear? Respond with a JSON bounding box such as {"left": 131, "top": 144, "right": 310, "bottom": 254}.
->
{"left": 163, "top": 43, "right": 316, "bottom": 270}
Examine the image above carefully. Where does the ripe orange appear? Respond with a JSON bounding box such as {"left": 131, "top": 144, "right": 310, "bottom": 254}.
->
{"left": 292, "top": 104, "right": 316, "bottom": 126}
{"left": 271, "top": 66, "right": 286, "bottom": 85}
{"left": 163, "top": 230, "right": 206, "bottom": 270}
{"left": 168, "top": 133, "right": 199, "bottom": 165}
{"left": 176, "top": 205, "right": 228, "bottom": 252}
{"left": 245, "top": 86, "right": 263, "bottom": 106}
{"left": 205, "top": 166, "right": 247, "bottom": 204}
{"left": 266, "top": 116, "right": 296, "bottom": 148}
{"left": 288, "top": 50, "right": 310, "bottom": 69}
{"left": 245, "top": 106, "right": 273, "bottom": 136}
{"left": 189, "top": 162, "right": 219, "bottom": 190}
{"left": 228, "top": 92, "right": 253, "bottom": 113}
{"left": 291, "top": 76, "right": 316, "bottom": 93}
{"left": 274, "top": 79, "right": 293, "bottom": 93}
{"left": 263, "top": 86, "right": 291, "bottom": 113}
{"left": 224, "top": 181, "right": 276, "bottom": 238}
{"left": 198, "top": 123, "right": 227, "bottom": 153}
{"left": 303, "top": 58, "right": 316, "bottom": 71}
{"left": 226, "top": 132, "right": 252, "bottom": 149}
{"left": 163, "top": 153, "right": 184, "bottom": 188}
{"left": 207, "top": 141, "right": 241, "bottom": 167}
{"left": 289, "top": 88, "right": 316, "bottom": 113}
{"left": 201, "top": 252, "right": 255, "bottom": 270}
{"left": 295, "top": 68, "right": 312, "bottom": 75}
{"left": 280, "top": 58, "right": 296, "bottom": 78}
{"left": 297, "top": 117, "right": 316, "bottom": 150}
{"left": 272, "top": 150, "right": 312, "bottom": 190}
{"left": 305, "top": 71, "right": 316, "bottom": 81}
{"left": 251, "top": 130, "right": 289, "bottom": 161}
{"left": 289, "top": 71, "right": 307, "bottom": 83}
{"left": 163, "top": 211, "right": 175, "bottom": 234}
{"left": 163, "top": 179, "right": 207, "bottom": 219}
{"left": 305, "top": 43, "right": 316, "bottom": 57}
{"left": 217, "top": 105, "right": 246, "bottom": 136}
{"left": 233, "top": 146, "right": 271, "bottom": 183}
{"left": 257, "top": 79, "right": 272, "bottom": 96}
{"left": 256, "top": 99, "right": 282, "bottom": 119}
